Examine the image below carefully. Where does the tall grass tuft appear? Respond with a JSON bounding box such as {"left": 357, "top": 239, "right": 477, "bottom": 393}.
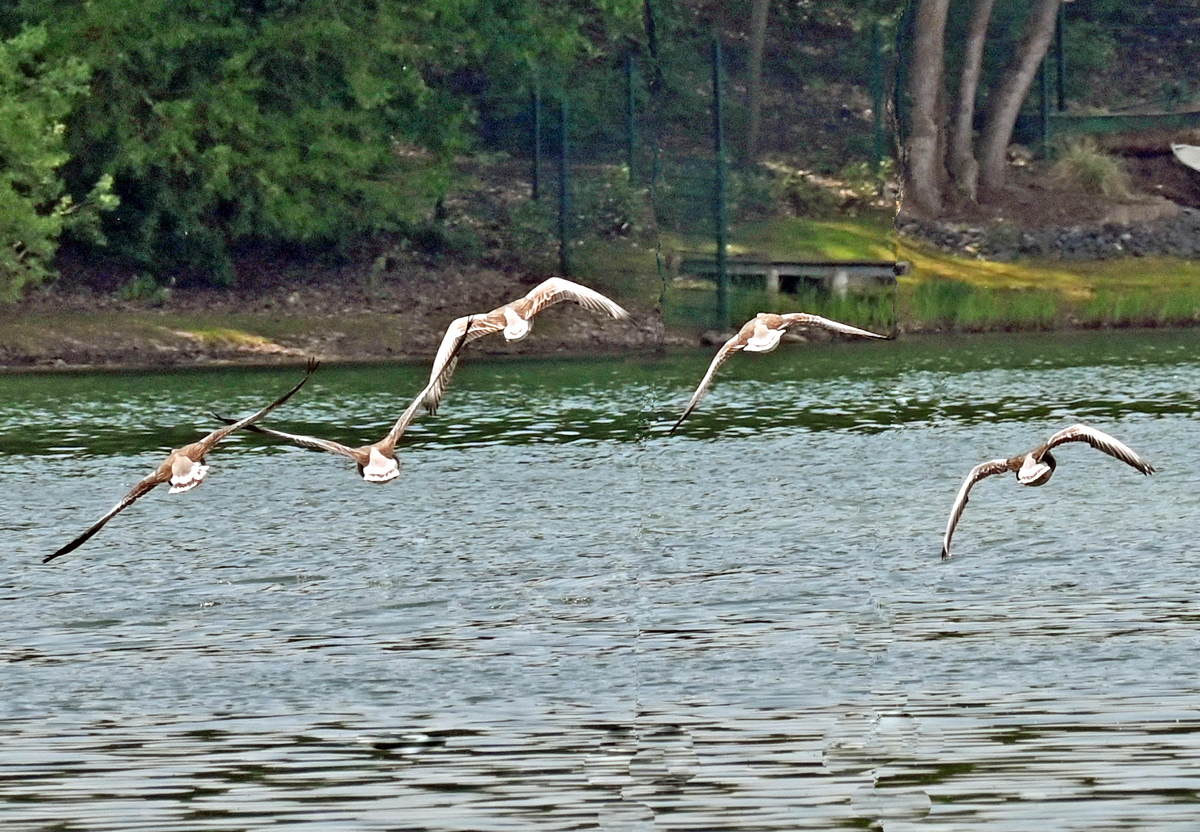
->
{"left": 908, "top": 279, "right": 1061, "bottom": 330}
{"left": 911, "top": 278, "right": 975, "bottom": 324}
{"left": 1048, "top": 138, "right": 1135, "bottom": 200}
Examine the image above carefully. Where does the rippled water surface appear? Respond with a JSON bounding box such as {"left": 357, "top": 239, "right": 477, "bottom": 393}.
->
{"left": 4, "top": 329, "right": 1200, "bottom": 829}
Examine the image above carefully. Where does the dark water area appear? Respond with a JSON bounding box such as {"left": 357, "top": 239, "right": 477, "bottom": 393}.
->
{"left": 3, "top": 329, "right": 1200, "bottom": 829}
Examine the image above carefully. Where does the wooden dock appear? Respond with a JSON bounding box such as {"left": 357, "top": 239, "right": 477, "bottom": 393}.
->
{"left": 677, "top": 256, "right": 909, "bottom": 297}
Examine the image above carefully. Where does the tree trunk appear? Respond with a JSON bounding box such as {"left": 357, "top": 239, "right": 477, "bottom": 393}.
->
{"left": 744, "top": 0, "right": 770, "bottom": 161}
{"left": 643, "top": 0, "right": 662, "bottom": 96}
{"left": 947, "top": 0, "right": 996, "bottom": 201}
{"left": 977, "top": 0, "right": 1061, "bottom": 193}
{"left": 903, "top": 0, "right": 951, "bottom": 215}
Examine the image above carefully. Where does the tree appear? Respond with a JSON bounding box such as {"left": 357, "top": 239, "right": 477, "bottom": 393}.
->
{"left": 947, "top": 0, "right": 995, "bottom": 201}
{"left": 744, "top": 0, "right": 770, "bottom": 161}
{"left": 976, "top": 0, "right": 1062, "bottom": 192}
{"left": 903, "top": 0, "right": 951, "bottom": 214}
{"left": 902, "top": 0, "right": 1063, "bottom": 211}
{"left": 0, "top": 25, "right": 115, "bottom": 299}
{"left": 13, "top": 0, "right": 640, "bottom": 284}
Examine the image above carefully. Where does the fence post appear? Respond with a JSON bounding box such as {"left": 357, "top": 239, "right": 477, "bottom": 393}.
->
{"left": 712, "top": 35, "right": 730, "bottom": 331}
{"left": 626, "top": 51, "right": 637, "bottom": 183}
{"left": 531, "top": 83, "right": 542, "bottom": 200}
{"left": 558, "top": 98, "right": 571, "bottom": 277}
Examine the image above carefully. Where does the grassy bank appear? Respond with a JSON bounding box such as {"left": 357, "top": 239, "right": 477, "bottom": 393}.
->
{"left": 8, "top": 211, "right": 1199, "bottom": 372}
{"left": 624, "top": 214, "right": 1200, "bottom": 333}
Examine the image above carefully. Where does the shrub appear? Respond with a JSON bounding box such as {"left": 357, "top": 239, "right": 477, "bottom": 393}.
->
{"left": 0, "top": 26, "right": 115, "bottom": 299}
{"left": 19, "top": 0, "right": 637, "bottom": 283}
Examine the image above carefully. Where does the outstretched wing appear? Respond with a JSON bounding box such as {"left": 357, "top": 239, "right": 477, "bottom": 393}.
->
{"left": 44, "top": 471, "right": 167, "bottom": 563}
{"left": 941, "top": 458, "right": 1012, "bottom": 560}
{"left": 1043, "top": 424, "right": 1156, "bottom": 475}
{"left": 195, "top": 357, "right": 320, "bottom": 454}
{"left": 387, "top": 316, "right": 476, "bottom": 447}
{"left": 522, "top": 277, "right": 629, "bottom": 319}
{"left": 669, "top": 336, "right": 746, "bottom": 435}
{"left": 423, "top": 314, "right": 503, "bottom": 414}
{"left": 780, "top": 312, "right": 888, "bottom": 340}
{"left": 207, "top": 412, "right": 360, "bottom": 461}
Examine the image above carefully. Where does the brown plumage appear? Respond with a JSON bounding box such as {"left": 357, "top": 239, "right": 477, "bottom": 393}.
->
{"left": 669, "top": 312, "right": 887, "bottom": 433}
{"left": 422, "top": 278, "right": 629, "bottom": 413}
{"left": 210, "top": 316, "right": 475, "bottom": 482}
{"left": 941, "top": 424, "right": 1155, "bottom": 560}
{"left": 44, "top": 358, "right": 319, "bottom": 564}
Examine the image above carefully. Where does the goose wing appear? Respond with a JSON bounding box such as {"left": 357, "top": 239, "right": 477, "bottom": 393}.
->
{"left": 669, "top": 335, "right": 746, "bottom": 434}
{"left": 1043, "top": 424, "right": 1155, "bottom": 475}
{"left": 941, "top": 458, "right": 1012, "bottom": 560}
{"left": 45, "top": 470, "right": 168, "bottom": 563}
{"left": 387, "top": 316, "right": 476, "bottom": 446}
{"left": 779, "top": 312, "right": 888, "bottom": 340}
{"left": 424, "top": 314, "right": 503, "bottom": 414}
{"left": 522, "top": 277, "right": 629, "bottom": 319}
{"left": 207, "top": 412, "right": 361, "bottom": 460}
{"left": 194, "top": 358, "right": 319, "bottom": 454}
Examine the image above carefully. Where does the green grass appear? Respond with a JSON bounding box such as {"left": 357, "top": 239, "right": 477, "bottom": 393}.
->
{"left": 573, "top": 213, "right": 1200, "bottom": 333}
{"left": 898, "top": 240, "right": 1200, "bottom": 330}
{"left": 657, "top": 212, "right": 896, "bottom": 263}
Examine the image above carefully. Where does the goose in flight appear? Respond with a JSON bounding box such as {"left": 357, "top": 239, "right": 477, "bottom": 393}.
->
{"left": 669, "top": 312, "right": 887, "bottom": 433}
{"left": 940, "top": 424, "right": 1155, "bottom": 560}
{"left": 210, "top": 317, "right": 475, "bottom": 483}
{"left": 44, "top": 358, "right": 320, "bottom": 564}
{"left": 421, "top": 277, "right": 628, "bottom": 413}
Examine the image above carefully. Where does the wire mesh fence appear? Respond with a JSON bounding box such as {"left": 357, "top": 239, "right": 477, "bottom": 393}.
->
{"left": 504, "top": 24, "right": 900, "bottom": 333}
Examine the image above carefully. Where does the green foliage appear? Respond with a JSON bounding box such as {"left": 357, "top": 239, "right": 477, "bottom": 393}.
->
{"left": 911, "top": 278, "right": 976, "bottom": 324}
{"left": 571, "top": 166, "right": 655, "bottom": 242}
{"left": 115, "top": 273, "right": 167, "bottom": 304}
{"left": 22, "top": 0, "right": 455, "bottom": 281}
{"left": 1083, "top": 288, "right": 1200, "bottom": 327}
{"left": 772, "top": 173, "right": 845, "bottom": 220}
{"left": 11, "top": 0, "right": 641, "bottom": 284}
{"left": 727, "top": 168, "right": 778, "bottom": 221}
{"left": 908, "top": 278, "right": 1062, "bottom": 331}
{"left": 0, "top": 25, "right": 114, "bottom": 299}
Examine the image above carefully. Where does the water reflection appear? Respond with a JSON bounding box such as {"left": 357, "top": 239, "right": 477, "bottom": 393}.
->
{"left": 2, "top": 329, "right": 1200, "bottom": 828}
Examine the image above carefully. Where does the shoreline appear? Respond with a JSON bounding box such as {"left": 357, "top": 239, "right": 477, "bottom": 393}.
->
{"left": 3, "top": 308, "right": 1194, "bottom": 375}
{"left": 6, "top": 246, "right": 1199, "bottom": 373}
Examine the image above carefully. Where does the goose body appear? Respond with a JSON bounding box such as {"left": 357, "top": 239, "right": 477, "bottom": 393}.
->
{"left": 44, "top": 359, "right": 319, "bottom": 563}
{"left": 422, "top": 278, "right": 628, "bottom": 413}
{"left": 211, "top": 316, "right": 475, "bottom": 483}
{"left": 670, "top": 312, "right": 887, "bottom": 433}
{"left": 940, "top": 424, "right": 1155, "bottom": 560}
{"left": 213, "top": 378, "right": 435, "bottom": 484}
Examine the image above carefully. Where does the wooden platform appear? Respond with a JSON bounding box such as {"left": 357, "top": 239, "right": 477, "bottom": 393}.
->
{"left": 677, "top": 256, "right": 909, "bottom": 297}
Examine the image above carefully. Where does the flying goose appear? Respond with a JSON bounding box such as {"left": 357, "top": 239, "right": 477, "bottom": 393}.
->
{"left": 210, "top": 317, "right": 474, "bottom": 482}
{"left": 421, "top": 277, "right": 628, "bottom": 413}
{"left": 44, "top": 358, "right": 319, "bottom": 563}
{"left": 941, "top": 424, "right": 1155, "bottom": 560}
{"left": 669, "top": 312, "right": 887, "bottom": 433}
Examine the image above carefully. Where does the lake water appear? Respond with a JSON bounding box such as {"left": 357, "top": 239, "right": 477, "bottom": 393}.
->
{"left": 3, "top": 329, "right": 1200, "bottom": 830}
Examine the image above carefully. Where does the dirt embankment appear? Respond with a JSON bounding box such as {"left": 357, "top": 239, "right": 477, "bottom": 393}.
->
{"left": 0, "top": 257, "right": 674, "bottom": 373}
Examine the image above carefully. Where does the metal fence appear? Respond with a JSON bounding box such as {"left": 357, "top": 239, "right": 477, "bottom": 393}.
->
{"left": 510, "top": 24, "right": 898, "bottom": 331}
